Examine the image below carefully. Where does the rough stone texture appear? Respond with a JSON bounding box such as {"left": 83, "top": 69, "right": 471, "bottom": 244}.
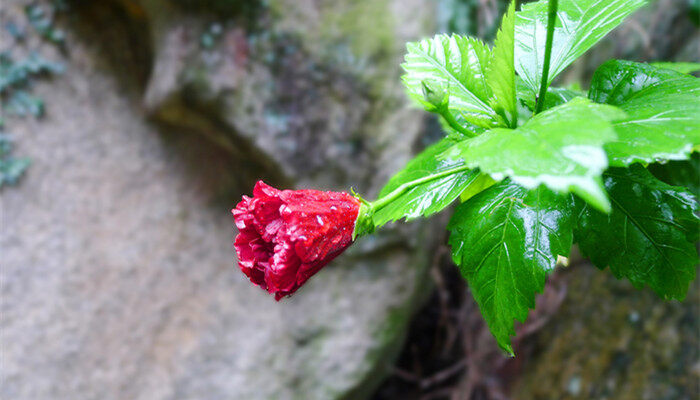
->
{"left": 512, "top": 265, "right": 699, "bottom": 400}
{"left": 136, "top": 0, "right": 439, "bottom": 192}
{"left": 0, "top": 1, "right": 443, "bottom": 399}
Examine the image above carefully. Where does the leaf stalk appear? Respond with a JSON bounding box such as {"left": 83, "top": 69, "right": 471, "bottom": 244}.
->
{"left": 370, "top": 164, "right": 472, "bottom": 211}
{"left": 440, "top": 110, "right": 478, "bottom": 138}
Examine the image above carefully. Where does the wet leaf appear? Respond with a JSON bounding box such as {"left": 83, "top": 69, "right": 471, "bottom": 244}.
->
{"left": 515, "top": 0, "right": 648, "bottom": 93}
{"left": 647, "top": 153, "right": 700, "bottom": 199}
{"left": 517, "top": 78, "right": 584, "bottom": 112}
{"left": 447, "top": 97, "right": 626, "bottom": 212}
{"left": 575, "top": 165, "right": 699, "bottom": 300}
{"left": 649, "top": 61, "right": 700, "bottom": 74}
{"left": 588, "top": 60, "right": 685, "bottom": 105}
{"left": 487, "top": 1, "right": 517, "bottom": 127}
{"left": 402, "top": 34, "right": 500, "bottom": 131}
{"left": 449, "top": 182, "right": 574, "bottom": 354}
{"left": 373, "top": 138, "right": 481, "bottom": 228}
{"left": 588, "top": 60, "right": 700, "bottom": 166}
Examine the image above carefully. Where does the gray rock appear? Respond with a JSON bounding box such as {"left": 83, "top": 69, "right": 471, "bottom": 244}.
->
{"left": 512, "top": 265, "right": 699, "bottom": 400}
{"left": 0, "top": 0, "right": 444, "bottom": 399}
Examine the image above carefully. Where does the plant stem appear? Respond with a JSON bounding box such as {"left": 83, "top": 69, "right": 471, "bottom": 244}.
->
{"left": 534, "top": 0, "right": 558, "bottom": 114}
{"left": 440, "top": 109, "right": 477, "bottom": 138}
{"left": 371, "top": 164, "right": 472, "bottom": 211}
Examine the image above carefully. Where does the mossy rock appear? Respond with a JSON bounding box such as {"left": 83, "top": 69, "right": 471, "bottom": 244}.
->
{"left": 514, "top": 265, "right": 699, "bottom": 400}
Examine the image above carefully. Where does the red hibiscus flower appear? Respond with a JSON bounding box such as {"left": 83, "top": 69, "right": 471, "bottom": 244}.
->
{"left": 232, "top": 181, "right": 361, "bottom": 300}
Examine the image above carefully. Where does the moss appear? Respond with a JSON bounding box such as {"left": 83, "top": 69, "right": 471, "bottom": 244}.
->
{"left": 269, "top": 0, "right": 394, "bottom": 58}
{"left": 513, "top": 265, "right": 699, "bottom": 400}
{"left": 319, "top": 1, "right": 395, "bottom": 64}
{"left": 267, "top": 0, "right": 398, "bottom": 98}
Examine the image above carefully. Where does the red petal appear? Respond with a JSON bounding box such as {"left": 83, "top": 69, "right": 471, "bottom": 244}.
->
{"left": 232, "top": 181, "right": 360, "bottom": 300}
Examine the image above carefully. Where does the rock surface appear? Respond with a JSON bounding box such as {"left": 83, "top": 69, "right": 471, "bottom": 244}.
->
{"left": 513, "top": 266, "right": 699, "bottom": 400}
{"left": 0, "top": 1, "right": 443, "bottom": 399}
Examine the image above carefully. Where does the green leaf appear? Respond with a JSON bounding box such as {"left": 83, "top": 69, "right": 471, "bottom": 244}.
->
{"left": 588, "top": 60, "right": 685, "bottom": 105}
{"left": 517, "top": 79, "right": 585, "bottom": 112}
{"left": 448, "top": 182, "right": 574, "bottom": 354}
{"left": 647, "top": 153, "right": 700, "bottom": 199}
{"left": 0, "top": 53, "right": 28, "bottom": 93}
{"left": 459, "top": 173, "right": 496, "bottom": 202}
{"left": 575, "top": 164, "right": 699, "bottom": 300}
{"left": 447, "top": 97, "right": 626, "bottom": 212}
{"left": 23, "top": 51, "right": 64, "bottom": 75}
{"left": 402, "top": 34, "right": 500, "bottom": 130}
{"left": 588, "top": 60, "right": 700, "bottom": 165}
{"left": 372, "top": 138, "right": 481, "bottom": 228}
{"left": 539, "top": 87, "right": 583, "bottom": 109}
{"left": 0, "top": 156, "right": 31, "bottom": 186}
{"left": 436, "top": 112, "right": 487, "bottom": 140}
{"left": 649, "top": 61, "right": 700, "bottom": 74}
{"left": 515, "top": 0, "right": 648, "bottom": 93}
{"left": 6, "top": 90, "right": 44, "bottom": 117}
{"left": 25, "top": 4, "right": 65, "bottom": 46}
{"left": 487, "top": 1, "right": 517, "bottom": 127}
{"left": 0, "top": 133, "right": 30, "bottom": 187}
{"left": 0, "top": 52, "right": 63, "bottom": 94}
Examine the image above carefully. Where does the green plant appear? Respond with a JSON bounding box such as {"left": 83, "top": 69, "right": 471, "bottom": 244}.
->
{"left": 363, "top": 0, "right": 699, "bottom": 354}
{"left": 25, "top": 2, "right": 67, "bottom": 48}
{"left": 0, "top": 51, "right": 63, "bottom": 118}
{"left": 232, "top": 0, "right": 699, "bottom": 355}
{"left": 0, "top": 122, "right": 31, "bottom": 187}
{"left": 0, "top": 2, "right": 65, "bottom": 188}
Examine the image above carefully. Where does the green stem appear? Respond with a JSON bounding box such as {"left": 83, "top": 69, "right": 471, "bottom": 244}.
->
{"left": 371, "top": 164, "right": 471, "bottom": 211}
{"left": 440, "top": 109, "right": 477, "bottom": 138}
{"left": 534, "top": 0, "right": 558, "bottom": 114}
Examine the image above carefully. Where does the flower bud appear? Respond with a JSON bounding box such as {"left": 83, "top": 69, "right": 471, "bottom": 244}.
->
{"left": 232, "top": 181, "right": 360, "bottom": 300}
{"left": 421, "top": 80, "right": 449, "bottom": 112}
